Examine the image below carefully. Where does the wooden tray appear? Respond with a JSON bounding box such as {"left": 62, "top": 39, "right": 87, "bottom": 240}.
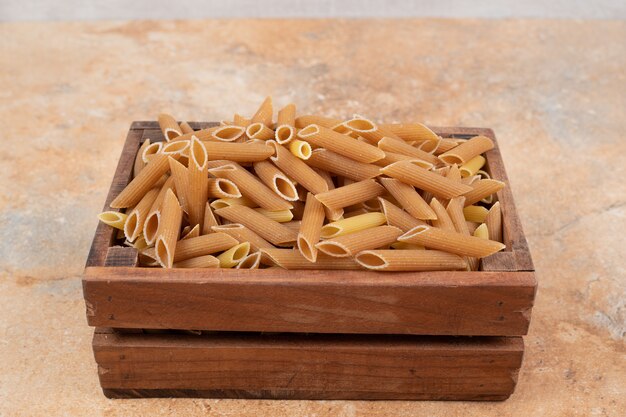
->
{"left": 82, "top": 122, "right": 536, "bottom": 337}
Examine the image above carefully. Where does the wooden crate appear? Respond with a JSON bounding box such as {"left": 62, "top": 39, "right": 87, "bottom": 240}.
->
{"left": 83, "top": 122, "right": 536, "bottom": 400}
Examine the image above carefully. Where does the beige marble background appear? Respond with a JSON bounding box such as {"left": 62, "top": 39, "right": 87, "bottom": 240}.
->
{"left": 0, "top": 19, "right": 624, "bottom": 416}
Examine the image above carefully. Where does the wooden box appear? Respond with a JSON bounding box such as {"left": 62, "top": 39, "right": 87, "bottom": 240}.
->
{"left": 83, "top": 122, "right": 536, "bottom": 400}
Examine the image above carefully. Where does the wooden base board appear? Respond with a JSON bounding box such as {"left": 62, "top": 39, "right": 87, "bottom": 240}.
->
{"left": 93, "top": 328, "right": 523, "bottom": 401}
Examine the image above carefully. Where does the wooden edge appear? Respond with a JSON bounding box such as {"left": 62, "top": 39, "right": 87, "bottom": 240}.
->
{"left": 131, "top": 121, "right": 217, "bottom": 131}
{"left": 104, "top": 247, "right": 139, "bottom": 267}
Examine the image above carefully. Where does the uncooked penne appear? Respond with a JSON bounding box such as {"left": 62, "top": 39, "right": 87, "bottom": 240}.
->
{"left": 341, "top": 115, "right": 402, "bottom": 143}
{"left": 187, "top": 137, "right": 209, "bottom": 227}
{"left": 236, "top": 251, "right": 262, "bottom": 269}
{"left": 155, "top": 189, "right": 183, "bottom": 268}
{"left": 381, "top": 123, "right": 440, "bottom": 143}
{"left": 320, "top": 212, "right": 387, "bottom": 239}
{"left": 143, "top": 176, "right": 175, "bottom": 245}
{"left": 311, "top": 168, "right": 344, "bottom": 221}
{"left": 379, "top": 177, "right": 436, "bottom": 220}
{"left": 429, "top": 198, "right": 456, "bottom": 231}
{"left": 378, "top": 197, "right": 426, "bottom": 232}
{"left": 446, "top": 196, "right": 478, "bottom": 271}
{"left": 217, "top": 242, "right": 251, "bottom": 268}
{"left": 378, "top": 137, "right": 442, "bottom": 166}
{"left": 202, "top": 202, "right": 219, "bottom": 234}
{"left": 174, "top": 254, "right": 220, "bottom": 268}
{"left": 181, "top": 224, "right": 200, "bottom": 240}
{"left": 277, "top": 103, "right": 296, "bottom": 126}
{"left": 173, "top": 232, "right": 239, "bottom": 263}
{"left": 316, "top": 225, "right": 402, "bottom": 257}
{"left": 474, "top": 223, "right": 489, "bottom": 240}
{"left": 268, "top": 141, "right": 328, "bottom": 194}
{"left": 209, "top": 196, "right": 256, "bottom": 210}
{"left": 134, "top": 139, "right": 151, "bottom": 178}
{"left": 306, "top": 148, "right": 381, "bottom": 182}
{"left": 168, "top": 156, "right": 190, "bottom": 212}
{"left": 254, "top": 208, "right": 294, "bottom": 223}
{"left": 399, "top": 225, "right": 505, "bottom": 258}
{"left": 97, "top": 211, "right": 127, "bottom": 230}
{"left": 246, "top": 122, "right": 275, "bottom": 140}
{"left": 141, "top": 141, "right": 162, "bottom": 163}
{"left": 207, "top": 178, "right": 241, "bottom": 199}
{"left": 374, "top": 151, "right": 415, "bottom": 167}
{"left": 260, "top": 249, "right": 361, "bottom": 270}
{"left": 463, "top": 205, "right": 489, "bottom": 223}
{"left": 315, "top": 179, "right": 384, "bottom": 211}
{"left": 233, "top": 113, "right": 251, "bottom": 128}
{"left": 289, "top": 139, "right": 312, "bottom": 160}
{"left": 179, "top": 121, "right": 194, "bottom": 134}
{"left": 199, "top": 142, "right": 273, "bottom": 162}
{"left": 432, "top": 138, "right": 459, "bottom": 155}
{"left": 463, "top": 179, "right": 505, "bottom": 206}
{"left": 123, "top": 187, "right": 159, "bottom": 242}
{"left": 111, "top": 153, "right": 176, "bottom": 208}
{"left": 253, "top": 160, "right": 299, "bottom": 202}
{"left": 168, "top": 127, "right": 220, "bottom": 143}
{"left": 210, "top": 125, "right": 246, "bottom": 142}
{"left": 211, "top": 224, "right": 273, "bottom": 252}
{"left": 158, "top": 113, "right": 183, "bottom": 141}
{"left": 355, "top": 250, "right": 466, "bottom": 271}
{"left": 381, "top": 160, "right": 473, "bottom": 199}
{"left": 298, "top": 124, "right": 385, "bottom": 163}
{"left": 439, "top": 135, "right": 494, "bottom": 165}
{"left": 214, "top": 205, "right": 297, "bottom": 246}
{"left": 297, "top": 193, "right": 326, "bottom": 262}
{"left": 460, "top": 155, "right": 486, "bottom": 178}
{"left": 275, "top": 125, "right": 296, "bottom": 145}
{"left": 251, "top": 96, "right": 273, "bottom": 126}
{"left": 295, "top": 115, "right": 342, "bottom": 129}
{"left": 485, "top": 201, "right": 502, "bottom": 242}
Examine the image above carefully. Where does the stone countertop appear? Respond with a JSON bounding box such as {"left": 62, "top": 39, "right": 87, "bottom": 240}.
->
{"left": 0, "top": 19, "right": 624, "bottom": 416}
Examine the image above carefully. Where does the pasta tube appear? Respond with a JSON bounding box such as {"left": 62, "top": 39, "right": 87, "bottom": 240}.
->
{"left": 289, "top": 139, "right": 312, "bottom": 160}
{"left": 277, "top": 103, "right": 296, "bottom": 126}
{"left": 187, "top": 137, "right": 209, "bottom": 227}
{"left": 485, "top": 201, "right": 502, "bottom": 242}
{"left": 111, "top": 153, "right": 176, "bottom": 208}
{"left": 211, "top": 224, "right": 273, "bottom": 252}
{"left": 459, "top": 155, "right": 486, "bottom": 178}
{"left": 399, "top": 225, "right": 505, "bottom": 258}
{"left": 306, "top": 148, "right": 381, "bottom": 181}
{"left": 141, "top": 141, "right": 162, "bottom": 163}
{"left": 97, "top": 211, "right": 127, "bottom": 230}
{"left": 179, "top": 121, "right": 194, "bottom": 134}
{"left": 463, "top": 205, "right": 489, "bottom": 223}
{"left": 167, "top": 156, "right": 190, "bottom": 213}
{"left": 207, "top": 178, "right": 242, "bottom": 199}
{"left": 236, "top": 251, "right": 262, "bottom": 269}
{"left": 297, "top": 193, "right": 326, "bottom": 262}
{"left": 181, "top": 224, "right": 200, "bottom": 240}
{"left": 173, "top": 232, "right": 239, "bottom": 263}
{"left": 429, "top": 198, "right": 455, "bottom": 231}
{"left": 233, "top": 113, "right": 252, "bottom": 128}
{"left": 320, "top": 212, "right": 387, "bottom": 239}
{"left": 316, "top": 225, "right": 402, "bottom": 257}
{"left": 377, "top": 197, "right": 426, "bottom": 232}
{"left": 268, "top": 141, "right": 329, "bottom": 194}
{"left": 174, "top": 255, "right": 220, "bottom": 268}
{"left": 378, "top": 137, "right": 442, "bottom": 166}
{"left": 474, "top": 223, "right": 489, "bottom": 240}
{"left": 355, "top": 250, "right": 466, "bottom": 271}
{"left": 297, "top": 124, "right": 385, "bottom": 163}
{"left": 439, "top": 135, "right": 494, "bottom": 165}
{"left": 246, "top": 122, "right": 275, "bottom": 140}
{"left": 217, "top": 242, "right": 251, "bottom": 268}
{"left": 380, "top": 123, "right": 440, "bottom": 143}
{"left": 209, "top": 196, "right": 256, "bottom": 210}
{"left": 214, "top": 205, "right": 297, "bottom": 246}
{"left": 143, "top": 176, "right": 175, "bottom": 245}
{"left": 341, "top": 116, "right": 402, "bottom": 143}
{"left": 123, "top": 187, "right": 160, "bottom": 242}
{"left": 463, "top": 179, "right": 505, "bottom": 206}
{"left": 133, "top": 139, "right": 151, "bottom": 178}
{"left": 254, "top": 208, "right": 294, "bottom": 223}
{"left": 202, "top": 202, "right": 219, "bottom": 234}
{"left": 158, "top": 113, "right": 183, "bottom": 141}
{"left": 210, "top": 125, "right": 246, "bottom": 142}
{"left": 312, "top": 168, "right": 344, "bottom": 220}
{"left": 155, "top": 189, "right": 183, "bottom": 268}
{"left": 253, "top": 160, "right": 299, "bottom": 201}
{"left": 315, "top": 179, "right": 384, "bottom": 211}
{"left": 379, "top": 177, "right": 436, "bottom": 220}
{"left": 199, "top": 142, "right": 273, "bottom": 162}
{"left": 260, "top": 249, "right": 361, "bottom": 270}
{"left": 250, "top": 96, "right": 273, "bottom": 126}
{"left": 446, "top": 196, "right": 478, "bottom": 271}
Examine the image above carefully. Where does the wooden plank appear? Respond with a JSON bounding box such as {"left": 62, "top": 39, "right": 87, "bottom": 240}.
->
{"left": 84, "top": 267, "right": 536, "bottom": 336}
{"left": 104, "top": 247, "right": 139, "bottom": 267}
{"left": 131, "top": 121, "right": 217, "bottom": 131}
{"left": 93, "top": 329, "right": 523, "bottom": 400}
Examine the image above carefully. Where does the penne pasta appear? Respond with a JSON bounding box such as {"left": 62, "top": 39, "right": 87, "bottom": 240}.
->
{"left": 439, "top": 135, "right": 495, "bottom": 165}
{"left": 380, "top": 123, "right": 440, "bottom": 143}
{"left": 181, "top": 224, "right": 200, "bottom": 240}
{"left": 158, "top": 113, "right": 183, "bottom": 141}
{"left": 143, "top": 176, "right": 176, "bottom": 245}
{"left": 168, "top": 156, "right": 190, "bottom": 213}
{"left": 207, "top": 178, "right": 241, "bottom": 199}
{"left": 463, "top": 179, "right": 506, "bottom": 206}
{"left": 277, "top": 103, "right": 296, "bottom": 126}
{"left": 374, "top": 151, "right": 415, "bottom": 167}
{"left": 173, "top": 232, "right": 239, "bottom": 263}
{"left": 429, "top": 198, "right": 456, "bottom": 231}
{"left": 315, "top": 179, "right": 384, "bottom": 211}
{"left": 97, "top": 211, "right": 127, "bottom": 230}
{"left": 380, "top": 160, "right": 473, "bottom": 199}
{"left": 214, "top": 205, "right": 297, "bottom": 246}
{"left": 252, "top": 160, "right": 299, "bottom": 202}
{"left": 463, "top": 205, "right": 489, "bottom": 223}
{"left": 297, "top": 124, "right": 385, "bottom": 163}
{"left": 297, "top": 193, "right": 326, "bottom": 262}
{"left": 390, "top": 241, "right": 424, "bottom": 250}
{"left": 474, "top": 223, "right": 489, "bottom": 240}
{"left": 254, "top": 208, "right": 294, "bottom": 223}
{"left": 282, "top": 220, "right": 302, "bottom": 233}
{"left": 211, "top": 224, "right": 273, "bottom": 252}
{"left": 378, "top": 137, "right": 442, "bottom": 166}
{"left": 260, "top": 249, "right": 362, "bottom": 270}
{"left": 320, "top": 212, "right": 387, "bottom": 239}
{"left": 134, "top": 139, "right": 151, "bottom": 178}
{"left": 379, "top": 177, "right": 437, "bottom": 220}
{"left": 202, "top": 202, "right": 219, "bottom": 234}
{"left": 168, "top": 127, "right": 220, "bottom": 143}
{"left": 217, "top": 242, "right": 251, "bottom": 268}
{"left": 233, "top": 113, "right": 252, "bottom": 128}
{"left": 174, "top": 254, "right": 220, "bottom": 268}
{"left": 295, "top": 115, "right": 342, "bottom": 129}
{"left": 236, "top": 251, "right": 262, "bottom": 269}
{"left": 251, "top": 96, "right": 273, "bottom": 126}
{"left": 446, "top": 196, "right": 477, "bottom": 271}
{"left": 209, "top": 196, "right": 256, "bottom": 210}
{"left": 200, "top": 142, "right": 273, "bottom": 162}
{"left": 378, "top": 197, "right": 426, "bottom": 232}
{"left": 289, "top": 139, "right": 312, "bottom": 160}
{"left": 306, "top": 148, "right": 381, "bottom": 182}
{"left": 399, "top": 225, "right": 505, "bottom": 258}
{"left": 485, "top": 201, "right": 502, "bottom": 242}
{"left": 312, "top": 168, "right": 344, "bottom": 221}
{"left": 179, "top": 121, "right": 194, "bottom": 134}
{"left": 341, "top": 115, "right": 402, "bottom": 144}
{"left": 141, "top": 141, "right": 162, "bottom": 163}
{"left": 275, "top": 124, "right": 296, "bottom": 145}
{"left": 187, "top": 137, "right": 209, "bottom": 227}
{"left": 316, "top": 225, "right": 402, "bottom": 257}
{"left": 155, "top": 189, "right": 183, "bottom": 268}
{"left": 268, "top": 141, "right": 329, "bottom": 194}
{"left": 123, "top": 187, "right": 160, "bottom": 242}
{"left": 446, "top": 164, "right": 462, "bottom": 182}
{"left": 355, "top": 250, "right": 466, "bottom": 271}
{"left": 246, "top": 122, "right": 275, "bottom": 140}
{"left": 432, "top": 138, "right": 459, "bottom": 155}
{"left": 210, "top": 125, "right": 246, "bottom": 142}
{"left": 459, "top": 155, "right": 486, "bottom": 178}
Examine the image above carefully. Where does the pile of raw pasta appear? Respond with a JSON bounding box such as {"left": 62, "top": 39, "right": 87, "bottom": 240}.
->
{"left": 98, "top": 97, "right": 506, "bottom": 271}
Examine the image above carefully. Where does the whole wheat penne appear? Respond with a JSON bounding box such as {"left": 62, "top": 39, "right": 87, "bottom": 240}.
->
{"left": 174, "top": 254, "right": 220, "bottom": 268}
{"left": 399, "top": 225, "right": 505, "bottom": 258}
{"left": 277, "top": 103, "right": 296, "bottom": 126}
{"left": 210, "top": 196, "right": 256, "bottom": 210}
{"left": 463, "top": 179, "right": 505, "bottom": 206}
{"left": 161, "top": 139, "right": 190, "bottom": 155}
{"left": 295, "top": 115, "right": 342, "bottom": 129}
{"left": 344, "top": 208, "right": 369, "bottom": 218}
{"left": 217, "top": 242, "right": 251, "bottom": 268}
{"left": 208, "top": 162, "right": 292, "bottom": 211}
{"left": 378, "top": 137, "right": 442, "bottom": 166}
{"left": 198, "top": 142, "right": 274, "bottom": 162}
{"left": 374, "top": 151, "right": 415, "bottom": 167}
{"left": 446, "top": 164, "right": 462, "bottom": 182}
{"left": 97, "top": 211, "right": 127, "bottom": 230}
{"left": 167, "top": 156, "right": 190, "bottom": 213}
{"left": 123, "top": 187, "right": 160, "bottom": 242}
{"left": 233, "top": 113, "right": 251, "bottom": 128}
{"left": 275, "top": 124, "right": 297, "bottom": 145}
{"left": 158, "top": 113, "right": 183, "bottom": 141}
{"left": 298, "top": 124, "right": 385, "bottom": 163}
{"left": 253, "top": 160, "right": 299, "bottom": 202}
{"left": 133, "top": 139, "right": 151, "bottom": 177}
{"left": 316, "top": 225, "right": 402, "bottom": 257}
{"left": 381, "top": 123, "right": 440, "bottom": 143}
{"left": 320, "top": 212, "right": 387, "bottom": 239}
{"left": 211, "top": 224, "right": 273, "bottom": 252}
{"left": 431, "top": 138, "right": 459, "bottom": 155}
{"left": 289, "top": 139, "right": 312, "bottom": 160}
{"left": 236, "top": 251, "right": 262, "bottom": 269}
{"left": 268, "top": 141, "right": 329, "bottom": 194}
{"left": 282, "top": 220, "right": 302, "bottom": 233}
{"left": 381, "top": 160, "right": 473, "bottom": 199}
{"left": 417, "top": 138, "right": 441, "bottom": 153}
{"left": 460, "top": 155, "right": 486, "bottom": 178}
{"left": 474, "top": 223, "right": 489, "bottom": 239}
{"left": 446, "top": 196, "right": 477, "bottom": 270}
{"left": 142, "top": 176, "right": 175, "bottom": 245}
{"left": 361, "top": 197, "right": 382, "bottom": 212}
{"left": 141, "top": 141, "right": 162, "bottom": 164}
{"left": 429, "top": 198, "right": 456, "bottom": 231}
{"left": 355, "top": 250, "right": 466, "bottom": 271}
{"left": 202, "top": 202, "right": 219, "bottom": 234}
{"left": 251, "top": 96, "right": 273, "bottom": 126}
{"left": 155, "top": 189, "right": 183, "bottom": 268}
{"left": 111, "top": 153, "right": 176, "bottom": 208}
{"left": 181, "top": 224, "right": 201, "bottom": 240}
{"left": 207, "top": 178, "right": 241, "bottom": 199}
{"left": 341, "top": 116, "right": 402, "bottom": 144}
{"left": 254, "top": 208, "right": 294, "bottom": 222}
{"left": 379, "top": 177, "right": 437, "bottom": 220}
{"left": 390, "top": 241, "right": 425, "bottom": 250}
{"left": 439, "top": 135, "right": 494, "bottom": 164}
{"left": 168, "top": 127, "right": 220, "bottom": 143}
{"left": 260, "top": 249, "right": 361, "bottom": 270}
{"left": 179, "top": 121, "right": 194, "bottom": 134}
{"left": 214, "top": 205, "right": 297, "bottom": 246}
{"left": 485, "top": 201, "right": 502, "bottom": 242}
{"left": 210, "top": 125, "right": 246, "bottom": 142}
{"left": 315, "top": 179, "right": 384, "bottom": 211}
{"left": 463, "top": 205, "right": 489, "bottom": 223}
{"left": 246, "top": 122, "right": 275, "bottom": 140}
{"left": 187, "top": 137, "right": 209, "bottom": 227}
{"left": 377, "top": 197, "right": 426, "bottom": 232}
{"left": 305, "top": 148, "right": 380, "bottom": 182}
{"left": 306, "top": 168, "right": 340, "bottom": 220}
{"left": 297, "top": 193, "right": 326, "bottom": 262}
{"left": 173, "top": 232, "right": 239, "bottom": 263}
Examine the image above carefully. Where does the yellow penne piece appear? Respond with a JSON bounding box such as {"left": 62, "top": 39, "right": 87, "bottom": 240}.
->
{"left": 209, "top": 196, "right": 256, "bottom": 210}
{"left": 340, "top": 115, "right": 402, "bottom": 144}
{"left": 207, "top": 178, "right": 242, "bottom": 199}
{"left": 378, "top": 137, "right": 442, "bottom": 166}
{"left": 306, "top": 148, "right": 381, "bottom": 182}
{"left": 198, "top": 142, "right": 273, "bottom": 162}
{"left": 439, "top": 135, "right": 494, "bottom": 165}
{"left": 485, "top": 201, "right": 502, "bottom": 242}
{"left": 236, "top": 251, "right": 262, "bottom": 269}
{"left": 181, "top": 224, "right": 201, "bottom": 240}
{"left": 268, "top": 141, "right": 329, "bottom": 195}
{"left": 187, "top": 137, "right": 209, "bottom": 227}
{"left": 295, "top": 115, "right": 342, "bottom": 129}
{"left": 260, "top": 249, "right": 361, "bottom": 270}
{"left": 133, "top": 139, "right": 151, "bottom": 178}
{"left": 254, "top": 208, "right": 294, "bottom": 223}
{"left": 246, "top": 122, "right": 275, "bottom": 140}
{"left": 463, "top": 179, "right": 505, "bottom": 206}
{"left": 320, "top": 212, "right": 387, "bottom": 239}
{"left": 214, "top": 205, "right": 297, "bottom": 246}
{"left": 381, "top": 160, "right": 473, "bottom": 199}
{"left": 297, "top": 193, "right": 327, "bottom": 262}
{"left": 399, "top": 225, "right": 505, "bottom": 258}
{"left": 250, "top": 96, "right": 273, "bottom": 126}
{"left": 208, "top": 162, "right": 292, "bottom": 211}
{"left": 253, "top": 160, "right": 299, "bottom": 202}
{"left": 174, "top": 254, "right": 220, "bottom": 268}
{"left": 380, "top": 123, "right": 440, "bottom": 143}
{"left": 477, "top": 169, "right": 491, "bottom": 179}
{"left": 179, "top": 121, "right": 194, "bottom": 134}
{"left": 288, "top": 139, "right": 312, "bottom": 160}
{"left": 316, "top": 225, "right": 402, "bottom": 257}
{"left": 210, "top": 125, "right": 246, "bottom": 142}
{"left": 474, "top": 223, "right": 489, "bottom": 240}
{"left": 459, "top": 155, "right": 486, "bottom": 178}
{"left": 123, "top": 187, "right": 160, "bottom": 242}
{"left": 379, "top": 177, "right": 437, "bottom": 220}
{"left": 315, "top": 179, "right": 384, "bottom": 211}
{"left": 173, "top": 232, "right": 239, "bottom": 263}
{"left": 111, "top": 153, "right": 176, "bottom": 209}
{"left": 298, "top": 124, "right": 385, "bottom": 163}
{"left": 211, "top": 224, "right": 273, "bottom": 252}
{"left": 217, "top": 242, "right": 251, "bottom": 268}
{"left": 142, "top": 176, "right": 175, "bottom": 245}
{"left": 97, "top": 211, "right": 127, "bottom": 230}
{"left": 155, "top": 189, "right": 183, "bottom": 268}
{"left": 463, "top": 205, "right": 489, "bottom": 223}
{"left": 429, "top": 198, "right": 456, "bottom": 231}
{"left": 378, "top": 197, "right": 426, "bottom": 232}
{"left": 355, "top": 250, "right": 466, "bottom": 272}
{"left": 158, "top": 113, "right": 183, "bottom": 141}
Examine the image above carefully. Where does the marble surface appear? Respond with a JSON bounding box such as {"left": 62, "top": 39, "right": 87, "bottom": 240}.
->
{"left": 0, "top": 19, "right": 624, "bottom": 416}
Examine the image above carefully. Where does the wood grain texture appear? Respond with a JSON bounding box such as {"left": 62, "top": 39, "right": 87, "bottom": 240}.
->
{"left": 93, "top": 328, "right": 523, "bottom": 401}
{"left": 104, "top": 247, "right": 138, "bottom": 267}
